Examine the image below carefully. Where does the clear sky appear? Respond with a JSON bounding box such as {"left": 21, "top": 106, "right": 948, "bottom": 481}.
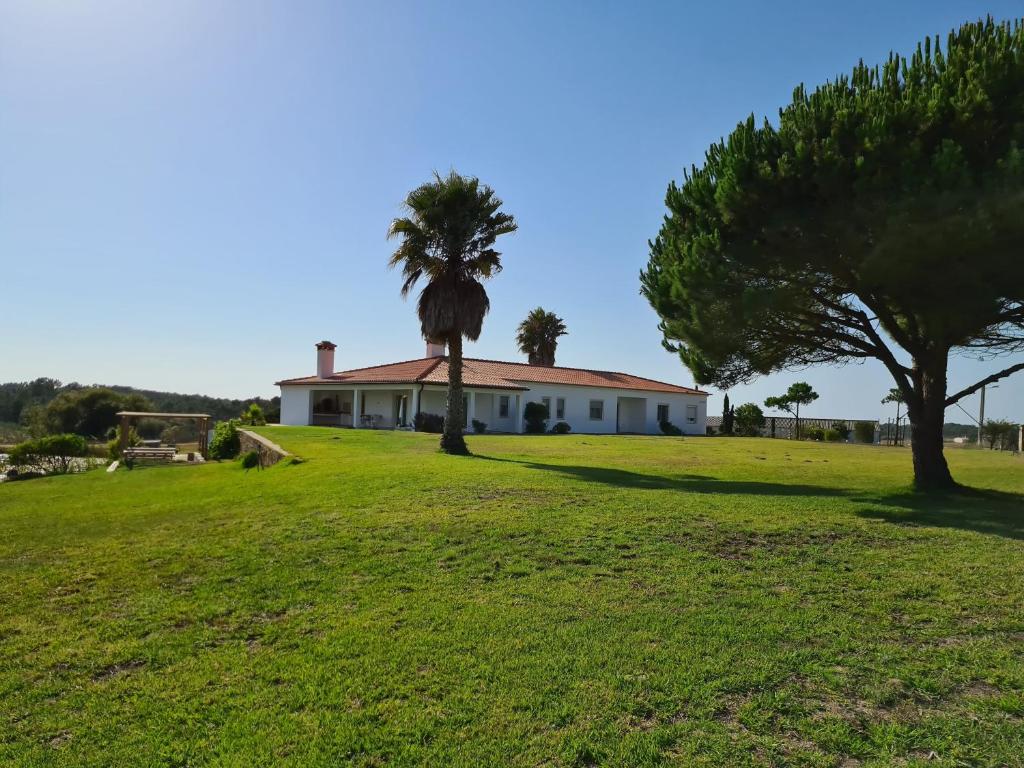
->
{"left": 2, "top": 1, "right": 1021, "bottom": 425}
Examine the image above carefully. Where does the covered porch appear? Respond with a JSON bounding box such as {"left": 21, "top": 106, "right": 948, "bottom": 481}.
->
{"left": 305, "top": 384, "right": 527, "bottom": 432}
{"left": 309, "top": 385, "right": 416, "bottom": 429}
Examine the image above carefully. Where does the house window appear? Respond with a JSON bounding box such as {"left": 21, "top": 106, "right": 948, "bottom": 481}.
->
{"left": 657, "top": 404, "right": 669, "bottom": 423}
{"left": 499, "top": 396, "right": 510, "bottom": 418}
{"left": 556, "top": 397, "right": 565, "bottom": 420}
{"left": 541, "top": 396, "right": 551, "bottom": 417}
{"left": 686, "top": 404, "right": 698, "bottom": 424}
{"left": 589, "top": 400, "right": 604, "bottom": 420}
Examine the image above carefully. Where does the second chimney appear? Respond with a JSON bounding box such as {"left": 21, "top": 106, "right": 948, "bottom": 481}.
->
{"left": 425, "top": 339, "right": 446, "bottom": 358}
{"left": 316, "top": 340, "right": 336, "bottom": 378}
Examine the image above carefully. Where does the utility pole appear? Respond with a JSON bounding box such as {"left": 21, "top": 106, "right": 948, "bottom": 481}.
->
{"left": 978, "top": 384, "right": 986, "bottom": 447}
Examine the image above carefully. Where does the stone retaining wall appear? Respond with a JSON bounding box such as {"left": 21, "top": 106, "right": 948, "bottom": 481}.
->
{"left": 237, "top": 429, "right": 290, "bottom": 468}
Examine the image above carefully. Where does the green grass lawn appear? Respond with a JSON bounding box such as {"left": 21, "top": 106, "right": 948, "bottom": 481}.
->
{"left": 2, "top": 429, "right": 1022, "bottom": 767}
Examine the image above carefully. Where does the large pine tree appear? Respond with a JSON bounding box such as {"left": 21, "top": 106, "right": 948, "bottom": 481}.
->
{"left": 642, "top": 18, "right": 1024, "bottom": 489}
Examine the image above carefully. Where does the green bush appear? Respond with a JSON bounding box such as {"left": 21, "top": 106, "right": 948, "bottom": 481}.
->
{"left": 209, "top": 420, "right": 241, "bottom": 460}
{"left": 806, "top": 427, "right": 825, "bottom": 441}
{"left": 240, "top": 450, "right": 261, "bottom": 471}
{"left": 7, "top": 433, "right": 89, "bottom": 475}
{"left": 853, "top": 421, "right": 876, "bottom": 443}
{"left": 523, "top": 402, "right": 549, "bottom": 434}
{"left": 107, "top": 425, "right": 142, "bottom": 460}
{"left": 734, "top": 403, "right": 766, "bottom": 436}
{"left": 414, "top": 412, "right": 444, "bottom": 433}
{"left": 30, "top": 386, "right": 152, "bottom": 439}
{"left": 241, "top": 403, "right": 266, "bottom": 426}
{"left": 471, "top": 419, "right": 487, "bottom": 434}
{"left": 830, "top": 422, "right": 851, "bottom": 441}
{"left": 660, "top": 420, "right": 683, "bottom": 436}
{"left": 550, "top": 421, "right": 571, "bottom": 434}
{"left": 823, "top": 428, "right": 842, "bottom": 442}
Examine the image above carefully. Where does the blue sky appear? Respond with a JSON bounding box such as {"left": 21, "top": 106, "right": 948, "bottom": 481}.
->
{"left": 2, "top": 0, "right": 1021, "bottom": 424}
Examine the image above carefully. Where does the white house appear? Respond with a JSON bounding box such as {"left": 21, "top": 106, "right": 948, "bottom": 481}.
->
{"left": 277, "top": 340, "right": 708, "bottom": 435}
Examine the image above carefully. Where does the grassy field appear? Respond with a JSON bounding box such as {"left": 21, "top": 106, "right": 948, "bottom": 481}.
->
{"left": 1, "top": 429, "right": 1022, "bottom": 767}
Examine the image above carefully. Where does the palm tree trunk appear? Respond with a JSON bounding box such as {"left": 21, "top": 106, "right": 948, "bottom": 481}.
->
{"left": 440, "top": 333, "right": 469, "bottom": 455}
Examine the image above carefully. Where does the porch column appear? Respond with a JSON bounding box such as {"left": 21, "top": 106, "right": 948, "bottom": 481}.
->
{"left": 352, "top": 388, "right": 362, "bottom": 428}
{"left": 411, "top": 387, "right": 420, "bottom": 426}
{"left": 514, "top": 394, "right": 524, "bottom": 434}
{"left": 466, "top": 390, "right": 476, "bottom": 431}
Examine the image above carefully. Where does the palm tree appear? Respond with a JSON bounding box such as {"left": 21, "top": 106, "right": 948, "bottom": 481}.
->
{"left": 516, "top": 307, "right": 567, "bottom": 366}
{"left": 388, "top": 171, "right": 517, "bottom": 454}
{"left": 882, "top": 387, "right": 905, "bottom": 446}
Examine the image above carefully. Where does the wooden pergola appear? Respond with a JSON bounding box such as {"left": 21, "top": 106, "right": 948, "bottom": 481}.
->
{"left": 116, "top": 411, "right": 212, "bottom": 459}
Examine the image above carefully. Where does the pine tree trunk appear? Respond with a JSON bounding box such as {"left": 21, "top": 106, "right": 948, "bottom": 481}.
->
{"left": 907, "top": 356, "right": 956, "bottom": 491}
{"left": 440, "top": 333, "right": 469, "bottom": 455}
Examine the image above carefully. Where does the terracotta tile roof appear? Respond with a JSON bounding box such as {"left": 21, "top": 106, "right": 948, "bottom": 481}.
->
{"left": 278, "top": 356, "right": 706, "bottom": 396}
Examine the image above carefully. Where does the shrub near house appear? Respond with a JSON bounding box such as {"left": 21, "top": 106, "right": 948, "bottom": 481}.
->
{"left": 523, "top": 402, "right": 549, "bottom": 434}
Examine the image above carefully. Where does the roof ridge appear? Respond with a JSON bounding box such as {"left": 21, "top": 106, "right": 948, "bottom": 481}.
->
{"left": 333, "top": 356, "right": 436, "bottom": 376}
{"left": 461, "top": 357, "right": 706, "bottom": 393}
{"left": 415, "top": 356, "right": 446, "bottom": 381}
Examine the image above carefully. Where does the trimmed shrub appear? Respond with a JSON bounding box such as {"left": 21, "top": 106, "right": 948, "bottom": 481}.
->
{"left": 824, "top": 428, "right": 842, "bottom": 442}
{"left": 471, "top": 419, "right": 487, "bottom": 434}
{"left": 209, "top": 420, "right": 241, "bottom": 460}
{"left": 734, "top": 403, "right": 766, "bottom": 436}
{"left": 853, "top": 420, "right": 876, "bottom": 443}
{"left": 806, "top": 427, "right": 825, "bottom": 441}
{"left": 7, "top": 433, "right": 89, "bottom": 475}
{"left": 523, "top": 401, "right": 549, "bottom": 434}
{"left": 550, "top": 421, "right": 571, "bottom": 434}
{"left": 660, "top": 420, "right": 683, "bottom": 436}
{"left": 414, "top": 412, "right": 444, "bottom": 433}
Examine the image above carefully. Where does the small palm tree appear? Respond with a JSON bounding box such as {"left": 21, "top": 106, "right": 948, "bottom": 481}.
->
{"left": 882, "top": 387, "right": 905, "bottom": 446}
{"left": 516, "top": 307, "right": 567, "bottom": 366}
{"left": 388, "top": 171, "right": 517, "bottom": 454}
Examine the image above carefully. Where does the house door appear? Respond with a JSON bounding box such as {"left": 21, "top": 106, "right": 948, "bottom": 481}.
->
{"left": 394, "top": 394, "right": 408, "bottom": 427}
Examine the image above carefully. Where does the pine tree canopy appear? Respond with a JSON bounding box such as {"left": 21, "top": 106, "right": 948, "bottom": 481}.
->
{"left": 640, "top": 17, "right": 1024, "bottom": 489}
{"left": 641, "top": 17, "right": 1024, "bottom": 394}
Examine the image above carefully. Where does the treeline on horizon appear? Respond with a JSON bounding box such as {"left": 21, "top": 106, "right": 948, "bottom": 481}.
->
{"left": 0, "top": 378, "right": 279, "bottom": 443}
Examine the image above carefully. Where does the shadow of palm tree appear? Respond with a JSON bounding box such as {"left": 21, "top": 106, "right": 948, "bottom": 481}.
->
{"left": 474, "top": 455, "right": 849, "bottom": 497}
{"left": 855, "top": 487, "right": 1024, "bottom": 540}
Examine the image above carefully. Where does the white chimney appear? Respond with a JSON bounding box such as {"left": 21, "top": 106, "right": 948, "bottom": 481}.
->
{"left": 425, "top": 339, "right": 446, "bottom": 358}
{"left": 316, "top": 340, "right": 336, "bottom": 378}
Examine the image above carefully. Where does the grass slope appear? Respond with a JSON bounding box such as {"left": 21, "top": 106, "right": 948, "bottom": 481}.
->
{"left": 1, "top": 430, "right": 1022, "bottom": 767}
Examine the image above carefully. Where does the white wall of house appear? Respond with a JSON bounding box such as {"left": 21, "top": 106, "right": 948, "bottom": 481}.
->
{"left": 280, "top": 382, "right": 707, "bottom": 435}
{"left": 484, "top": 383, "right": 705, "bottom": 435}
{"left": 281, "top": 385, "right": 314, "bottom": 425}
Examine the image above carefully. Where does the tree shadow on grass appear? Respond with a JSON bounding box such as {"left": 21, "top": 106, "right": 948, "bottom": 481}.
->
{"left": 855, "top": 487, "right": 1024, "bottom": 540}
{"left": 473, "top": 455, "right": 849, "bottom": 497}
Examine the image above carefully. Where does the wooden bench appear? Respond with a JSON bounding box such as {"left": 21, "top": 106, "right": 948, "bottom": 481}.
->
{"left": 123, "top": 447, "right": 176, "bottom": 462}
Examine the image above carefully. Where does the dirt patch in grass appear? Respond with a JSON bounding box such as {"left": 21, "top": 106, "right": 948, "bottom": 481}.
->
{"left": 48, "top": 730, "right": 72, "bottom": 748}
{"left": 707, "top": 530, "right": 844, "bottom": 560}
{"left": 92, "top": 659, "right": 146, "bottom": 682}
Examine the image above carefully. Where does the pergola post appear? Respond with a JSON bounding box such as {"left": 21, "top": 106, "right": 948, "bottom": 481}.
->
{"left": 199, "top": 417, "right": 209, "bottom": 459}
{"left": 119, "top": 414, "right": 130, "bottom": 456}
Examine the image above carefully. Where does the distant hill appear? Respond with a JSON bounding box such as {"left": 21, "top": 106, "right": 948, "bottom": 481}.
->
{"left": 0, "top": 378, "right": 279, "bottom": 428}
{"left": 105, "top": 385, "right": 279, "bottom": 423}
